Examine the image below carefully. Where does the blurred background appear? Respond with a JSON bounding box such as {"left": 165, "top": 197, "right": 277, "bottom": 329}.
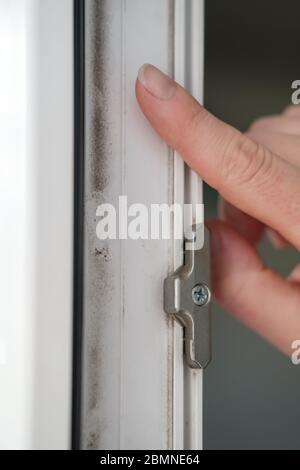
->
{"left": 203, "top": 0, "right": 300, "bottom": 450}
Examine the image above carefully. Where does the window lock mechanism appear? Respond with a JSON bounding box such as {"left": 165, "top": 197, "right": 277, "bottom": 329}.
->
{"left": 164, "top": 226, "right": 212, "bottom": 369}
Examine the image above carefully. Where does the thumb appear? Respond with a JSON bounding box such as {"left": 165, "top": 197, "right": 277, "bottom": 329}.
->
{"left": 135, "top": 64, "right": 300, "bottom": 249}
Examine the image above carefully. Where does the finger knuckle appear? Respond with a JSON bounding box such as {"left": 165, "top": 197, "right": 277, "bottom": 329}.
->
{"left": 220, "top": 133, "right": 274, "bottom": 189}
{"left": 179, "top": 107, "right": 211, "bottom": 151}
{"left": 187, "top": 107, "right": 210, "bottom": 133}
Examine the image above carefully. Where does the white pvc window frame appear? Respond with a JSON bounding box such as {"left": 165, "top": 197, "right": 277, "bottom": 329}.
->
{"left": 0, "top": 0, "right": 204, "bottom": 451}
{"left": 81, "top": 0, "right": 205, "bottom": 450}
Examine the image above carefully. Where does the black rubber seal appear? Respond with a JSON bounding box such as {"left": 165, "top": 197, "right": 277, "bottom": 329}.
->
{"left": 72, "top": 0, "right": 85, "bottom": 450}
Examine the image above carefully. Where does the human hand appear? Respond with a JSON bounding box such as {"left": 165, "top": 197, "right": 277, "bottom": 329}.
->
{"left": 135, "top": 63, "right": 300, "bottom": 355}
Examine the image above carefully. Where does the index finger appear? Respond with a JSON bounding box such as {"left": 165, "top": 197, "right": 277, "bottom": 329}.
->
{"left": 136, "top": 64, "right": 300, "bottom": 249}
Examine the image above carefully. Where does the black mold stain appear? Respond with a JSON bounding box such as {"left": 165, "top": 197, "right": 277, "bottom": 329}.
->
{"left": 82, "top": 0, "right": 113, "bottom": 449}
{"left": 94, "top": 246, "right": 111, "bottom": 262}
{"left": 87, "top": 0, "right": 110, "bottom": 193}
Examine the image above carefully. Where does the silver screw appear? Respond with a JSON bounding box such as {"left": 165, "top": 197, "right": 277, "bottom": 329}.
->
{"left": 192, "top": 283, "right": 211, "bottom": 307}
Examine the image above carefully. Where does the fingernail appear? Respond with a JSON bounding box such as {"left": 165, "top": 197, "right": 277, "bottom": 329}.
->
{"left": 137, "top": 64, "right": 176, "bottom": 100}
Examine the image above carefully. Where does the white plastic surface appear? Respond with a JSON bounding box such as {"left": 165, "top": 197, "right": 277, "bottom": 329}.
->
{"left": 82, "top": 0, "right": 204, "bottom": 450}
{"left": 0, "top": 0, "right": 73, "bottom": 449}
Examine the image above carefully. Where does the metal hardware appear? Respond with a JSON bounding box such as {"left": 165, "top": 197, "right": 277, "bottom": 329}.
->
{"left": 192, "top": 283, "right": 211, "bottom": 307}
{"left": 164, "top": 226, "right": 211, "bottom": 369}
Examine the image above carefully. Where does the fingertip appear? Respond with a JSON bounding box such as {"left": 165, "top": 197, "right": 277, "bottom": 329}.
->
{"left": 136, "top": 63, "right": 176, "bottom": 101}
{"left": 135, "top": 74, "right": 146, "bottom": 102}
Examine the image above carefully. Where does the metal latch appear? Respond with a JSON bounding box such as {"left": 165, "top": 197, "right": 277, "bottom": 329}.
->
{"left": 164, "top": 226, "right": 211, "bottom": 369}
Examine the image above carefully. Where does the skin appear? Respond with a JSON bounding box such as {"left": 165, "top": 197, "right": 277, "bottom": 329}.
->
{"left": 136, "top": 67, "right": 300, "bottom": 356}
